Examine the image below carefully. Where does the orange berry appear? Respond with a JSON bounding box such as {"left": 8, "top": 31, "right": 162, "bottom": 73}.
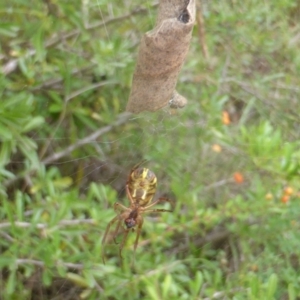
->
{"left": 212, "top": 144, "right": 222, "bottom": 153}
{"left": 222, "top": 111, "right": 231, "bottom": 125}
{"left": 291, "top": 220, "right": 297, "bottom": 227}
{"left": 281, "top": 195, "right": 290, "bottom": 204}
{"left": 284, "top": 186, "right": 294, "bottom": 196}
{"left": 265, "top": 193, "right": 273, "bottom": 200}
{"left": 233, "top": 172, "right": 244, "bottom": 184}
{"left": 250, "top": 264, "right": 259, "bottom": 272}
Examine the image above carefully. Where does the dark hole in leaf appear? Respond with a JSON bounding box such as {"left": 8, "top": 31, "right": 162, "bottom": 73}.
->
{"left": 178, "top": 9, "right": 190, "bottom": 23}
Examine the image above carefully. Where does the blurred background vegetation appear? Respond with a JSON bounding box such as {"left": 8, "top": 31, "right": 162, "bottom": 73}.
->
{"left": 1, "top": 0, "right": 300, "bottom": 299}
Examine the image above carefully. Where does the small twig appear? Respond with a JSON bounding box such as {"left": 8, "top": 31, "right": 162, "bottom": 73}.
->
{"left": 15, "top": 259, "right": 106, "bottom": 293}
{"left": 2, "top": 5, "right": 158, "bottom": 75}
{"left": 129, "top": 225, "right": 173, "bottom": 249}
{"left": 270, "top": 83, "right": 300, "bottom": 92}
{"left": 196, "top": 0, "right": 210, "bottom": 61}
{"left": 167, "top": 220, "right": 258, "bottom": 256}
{"left": 0, "top": 231, "right": 15, "bottom": 242}
{"left": 39, "top": 80, "right": 117, "bottom": 160}
{"left": 42, "top": 112, "right": 132, "bottom": 164}
{"left": 3, "top": 112, "right": 132, "bottom": 188}
{"left": 0, "top": 219, "right": 96, "bottom": 230}
{"left": 59, "top": 219, "right": 96, "bottom": 226}
{"left": 202, "top": 288, "right": 246, "bottom": 300}
{"left": 85, "top": 5, "right": 158, "bottom": 31}
{"left": 215, "top": 55, "right": 231, "bottom": 96}
{"left": 16, "top": 259, "right": 45, "bottom": 267}
{"left": 94, "top": 282, "right": 105, "bottom": 294}
{"left": 166, "top": 228, "right": 231, "bottom": 256}
{"left": 64, "top": 81, "right": 117, "bottom": 102}
{"left": 31, "top": 64, "right": 95, "bottom": 91}
{"left": 15, "top": 259, "right": 85, "bottom": 270}
{"left": 117, "top": 260, "right": 181, "bottom": 289}
{"left": 221, "top": 78, "right": 263, "bottom": 98}
{"left": 38, "top": 101, "right": 67, "bottom": 160}
{"left": 203, "top": 179, "right": 231, "bottom": 191}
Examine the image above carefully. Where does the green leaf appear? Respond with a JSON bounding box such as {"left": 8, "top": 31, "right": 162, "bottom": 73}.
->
{"left": 288, "top": 283, "right": 296, "bottom": 300}
{"left": 66, "top": 273, "right": 89, "bottom": 288}
{"left": 147, "top": 284, "right": 160, "bottom": 300}
{"left": 191, "top": 271, "right": 203, "bottom": 296}
{"left": 15, "top": 190, "right": 24, "bottom": 221}
{"left": 80, "top": 289, "right": 93, "bottom": 299}
{"left": 18, "top": 57, "right": 30, "bottom": 78}
{"left": 0, "top": 124, "right": 13, "bottom": 140}
{"left": 53, "top": 177, "right": 73, "bottom": 189}
{"left": 162, "top": 274, "right": 172, "bottom": 298}
{"left": 22, "top": 116, "right": 45, "bottom": 132}
{"left": 32, "top": 26, "right": 46, "bottom": 62}
{"left": 6, "top": 269, "right": 16, "bottom": 295}
{"left": 42, "top": 268, "right": 53, "bottom": 286}
{"left": 266, "top": 273, "right": 278, "bottom": 298}
{"left": 0, "top": 141, "right": 12, "bottom": 166}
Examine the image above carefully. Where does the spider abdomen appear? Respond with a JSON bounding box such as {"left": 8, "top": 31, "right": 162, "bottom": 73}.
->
{"left": 128, "top": 167, "right": 157, "bottom": 207}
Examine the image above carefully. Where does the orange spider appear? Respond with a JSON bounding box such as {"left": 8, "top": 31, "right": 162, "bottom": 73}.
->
{"left": 101, "top": 162, "right": 174, "bottom": 265}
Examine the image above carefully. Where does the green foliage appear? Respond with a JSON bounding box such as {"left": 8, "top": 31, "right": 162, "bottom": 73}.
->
{"left": 1, "top": 0, "right": 300, "bottom": 299}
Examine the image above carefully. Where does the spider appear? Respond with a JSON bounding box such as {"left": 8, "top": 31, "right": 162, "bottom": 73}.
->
{"left": 101, "top": 162, "right": 174, "bottom": 266}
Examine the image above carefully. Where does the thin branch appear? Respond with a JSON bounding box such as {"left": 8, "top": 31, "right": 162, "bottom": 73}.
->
{"left": 42, "top": 112, "right": 132, "bottom": 164}
{"left": 117, "top": 260, "right": 182, "bottom": 289}
{"left": 65, "top": 80, "right": 117, "bottom": 102}
{"left": 0, "top": 221, "right": 45, "bottom": 230}
{"left": 203, "top": 179, "right": 231, "bottom": 191}
{"left": 167, "top": 220, "right": 258, "bottom": 256}
{"left": 215, "top": 55, "right": 231, "bottom": 96}
{"left": 94, "top": 282, "right": 105, "bottom": 294}
{"left": 31, "top": 64, "right": 95, "bottom": 91}
{"left": 15, "top": 259, "right": 105, "bottom": 294}
{"left": 220, "top": 78, "right": 276, "bottom": 107}
{"left": 166, "top": 228, "right": 231, "bottom": 256}
{"left": 0, "top": 219, "right": 96, "bottom": 230}
{"left": 39, "top": 80, "right": 117, "bottom": 159}
{"left": 3, "top": 112, "right": 132, "bottom": 187}
{"left": 0, "top": 231, "right": 15, "bottom": 242}
{"left": 16, "top": 259, "right": 45, "bottom": 267}
{"left": 2, "top": 5, "right": 158, "bottom": 75}
{"left": 59, "top": 219, "right": 96, "bottom": 226}
{"left": 85, "top": 5, "right": 158, "bottom": 31}
{"left": 202, "top": 288, "right": 246, "bottom": 300}
{"left": 270, "top": 83, "right": 300, "bottom": 92}
{"left": 15, "top": 259, "right": 85, "bottom": 270}
{"left": 196, "top": 0, "right": 210, "bottom": 61}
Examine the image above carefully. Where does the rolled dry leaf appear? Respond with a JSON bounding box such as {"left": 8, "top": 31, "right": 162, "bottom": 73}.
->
{"left": 169, "top": 90, "right": 188, "bottom": 109}
{"left": 126, "top": 0, "right": 196, "bottom": 114}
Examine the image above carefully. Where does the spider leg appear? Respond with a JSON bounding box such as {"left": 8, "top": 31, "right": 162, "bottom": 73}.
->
{"left": 131, "top": 160, "right": 148, "bottom": 171}
{"left": 113, "top": 219, "right": 122, "bottom": 244}
{"left": 141, "top": 208, "right": 173, "bottom": 214}
{"left": 101, "top": 215, "right": 120, "bottom": 264}
{"left": 118, "top": 229, "right": 130, "bottom": 267}
{"left": 132, "top": 216, "right": 144, "bottom": 268}
{"left": 126, "top": 184, "right": 136, "bottom": 206}
{"left": 113, "top": 203, "right": 131, "bottom": 243}
{"left": 142, "top": 197, "right": 174, "bottom": 211}
{"left": 114, "top": 202, "right": 130, "bottom": 212}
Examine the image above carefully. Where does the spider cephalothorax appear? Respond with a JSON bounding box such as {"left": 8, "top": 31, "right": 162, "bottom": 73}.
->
{"left": 101, "top": 162, "right": 173, "bottom": 266}
{"left": 124, "top": 210, "right": 138, "bottom": 229}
